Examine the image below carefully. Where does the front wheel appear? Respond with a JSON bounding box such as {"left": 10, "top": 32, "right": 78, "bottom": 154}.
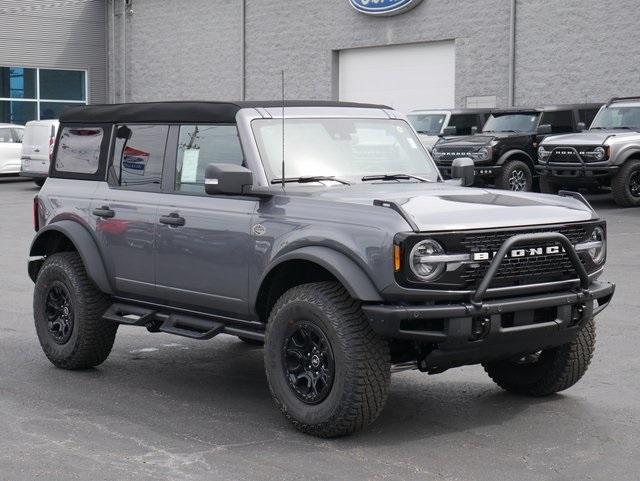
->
{"left": 611, "top": 159, "right": 640, "bottom": 207}
{"left": 264, "top": 282, "right": 391, "bottom": 437}
{"left": 483, "top": 317, "right": 595, "bottom": 396}
{"left": 496, "top": 160, "right": 533, "bottom": 192}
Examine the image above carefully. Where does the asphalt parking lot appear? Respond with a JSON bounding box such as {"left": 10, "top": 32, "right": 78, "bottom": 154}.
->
{"left": 0, "top": 177, "right": 639, "bottom": 481}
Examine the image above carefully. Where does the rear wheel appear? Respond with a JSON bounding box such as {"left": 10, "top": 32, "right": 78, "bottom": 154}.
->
{"left": 483, "top": 318, "right": 595, "bottom": 396}
{"left": 496, "top": 160, "right": 533, "bottom": 192}
{"left": 34, "top": 252, "right": 117, "bottom": 370}
{"left": 34, "top": 178, "right": 45, "bottom": 187}
{"left": 611, "top": 159, "right": 640, "bottom": 207}
{"left": 264, "top": 282, "right": 390, "bottom": 437}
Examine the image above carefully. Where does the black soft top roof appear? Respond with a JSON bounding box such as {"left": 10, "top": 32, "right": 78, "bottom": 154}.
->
{"left": 59, "top": 100, "right": 391, "bottom": 124}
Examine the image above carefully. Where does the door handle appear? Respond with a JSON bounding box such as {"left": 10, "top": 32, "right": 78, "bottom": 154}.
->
{"left": 159, "top": 212, "right": 185, "bottom": 227}
{"left": 92, "top": 206, "right": 115, "bottom": 218}
{"left": 33, "top": 148, "right": 40, "bottom": 153}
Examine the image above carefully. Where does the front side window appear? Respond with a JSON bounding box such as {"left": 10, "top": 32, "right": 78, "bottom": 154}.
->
{"left": 55, "top": 127, "right": 104, "bottom": 174}
{"left": 175, "top": 124, "right": 244, "bottom": 194}
{"left": 253, "top": 118, "right": 439, "bottom": 182}
{"left": 407, "top": 114, "right": 446, "bottom": 134}
{"left": 591, "top": 106, "right": 640, "bottom": 130}
{"left": 112, "top": 124, "right": 168, "bottom": 191}
{"left": 483, "top": 113, "right": 540, "bottom": 133}
{"left": 449, "top": 114, "right": 480, "bottom": 135}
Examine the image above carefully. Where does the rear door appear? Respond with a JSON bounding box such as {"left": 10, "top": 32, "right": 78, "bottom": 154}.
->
{"left": 91, "top": 124, "right": 169, "bottom": 299}
{"left": 155, "top": 124, "right": 256, "bottom": 315}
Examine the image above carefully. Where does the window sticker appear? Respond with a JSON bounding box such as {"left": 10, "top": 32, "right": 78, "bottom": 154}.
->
{"left": 181, "top": 149, "right": 200, "bottom": 183}
{"left": 122, "top": 146, "right": 149, "bottom": 176}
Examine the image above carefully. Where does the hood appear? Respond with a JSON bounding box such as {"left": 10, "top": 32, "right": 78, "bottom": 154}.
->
{"left": 435, "top": 131, "right": 526, "bottom": 147}
{"left": 542, "top": 130, "right": 638, "bottom": 146}
{"left": 304, "top": 182, "right": 597, "bottom": 232}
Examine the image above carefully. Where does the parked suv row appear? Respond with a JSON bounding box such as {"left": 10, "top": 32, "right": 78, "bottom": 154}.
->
{"left": 408, "top": 108, "right": 490, "bottom": 151}
{"left": 430, "top": 104, "right": 602, "bottom": 192}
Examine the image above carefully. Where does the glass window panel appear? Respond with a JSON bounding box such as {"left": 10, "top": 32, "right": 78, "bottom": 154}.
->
{"left": 112, "top": 125, "right": 168, "bottom": 191}
{"left": 55, "top": 127, "right": 103, "bottom": 174}
{"left": 0, "top": 67, "right": 37, "bottom": 99}
{"left": 0, "top": 100, "right": 37, "bottom": 125}
{"left": 175, "top": 125, "right": 244, "bottom": 194}
{"left": 12, "top": 128, "right": 24, "bottom": 143}
{"left": 0, "top": 128, "right": 12, "bottom": 143}
{"left": 39, "top": 69, "right": 86, "bottom": 101}
{"left": 40, "top": 102, "right": 83, "bottom": 120}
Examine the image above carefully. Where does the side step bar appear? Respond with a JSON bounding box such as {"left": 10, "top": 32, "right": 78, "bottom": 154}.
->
{"left": 102, "top": 303, "right": 264, "bottom": 341}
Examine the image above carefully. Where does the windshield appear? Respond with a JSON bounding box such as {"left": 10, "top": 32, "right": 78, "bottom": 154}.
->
{"left": 252, "top": 118, "right": 440, "bottom": 182}
{"left": 407, "top": 114, "right": 446, "bottom": 134}
{"left": 482, "top": 113, "right": 540, "bottom": 133}
{"left": 591, "top": 106, "right": 640, "bottom": 130}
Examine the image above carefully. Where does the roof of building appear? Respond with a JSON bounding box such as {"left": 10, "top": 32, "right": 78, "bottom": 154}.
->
{"left": 59, "top": 100, "right": 392, "bottom": 124}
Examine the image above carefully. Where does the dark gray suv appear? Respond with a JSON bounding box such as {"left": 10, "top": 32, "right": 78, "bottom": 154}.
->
{"left": 29, "top": 101, "right": 615, "bottom": 437}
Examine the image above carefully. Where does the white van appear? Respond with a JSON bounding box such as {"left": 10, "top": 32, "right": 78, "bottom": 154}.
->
{"left": 0, "top": 124, "right": 25, "bottom": 176}
{"left": 20, "top": 120, "right": 59, "bottom": 186}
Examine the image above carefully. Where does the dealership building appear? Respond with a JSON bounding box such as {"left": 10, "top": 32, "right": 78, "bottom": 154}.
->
{"left": 1, "top": 0, "right": 640, "bottom": 124}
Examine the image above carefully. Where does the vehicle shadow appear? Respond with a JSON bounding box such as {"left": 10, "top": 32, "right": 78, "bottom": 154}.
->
{"left": 38, "top": 335, "right": 572, "bottom": 445}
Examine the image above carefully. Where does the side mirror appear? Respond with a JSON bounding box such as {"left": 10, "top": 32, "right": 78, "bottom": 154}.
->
{"left": 451, "top": 157, "right": 475, "bottom": 187}
{"left": 204, "top": 163, "right": 253, "bottom": 196}
{"left": 537, "top": 124, "right": 552, "bottom": 135}
{"left": 471, "top": 126, "right": 479, "bottom": 135}
{"left": 440, "top": 126, "right": 457, "bottom": 137}
{"left": 577, "top": 122, "right": 587, "bottom": 131}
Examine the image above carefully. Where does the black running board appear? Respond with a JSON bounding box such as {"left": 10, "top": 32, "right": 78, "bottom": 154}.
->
{"left": 102, "top": 302, "right": 264, "bottom": 341}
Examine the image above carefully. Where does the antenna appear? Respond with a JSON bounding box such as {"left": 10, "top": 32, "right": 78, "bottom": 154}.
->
{"left": 281, "top": 70, "right": 286, "bottom": 190}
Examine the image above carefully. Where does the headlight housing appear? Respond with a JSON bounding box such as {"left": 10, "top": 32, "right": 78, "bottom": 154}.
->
{"left": 593, "top": 146, "right": 606, "bottom": 161}
{"left": 409, "top": 239, "right": 446, "bottom": 282}
{"left": 476, "top": 147, "right": 491, "bottom": 161}
{"left": 588, "top": 226, "right": 606, "bottom": 265}
{"left": 538, "top": 145, "right": 550, "bottom": 159}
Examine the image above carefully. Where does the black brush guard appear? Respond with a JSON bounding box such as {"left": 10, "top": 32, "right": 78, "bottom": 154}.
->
{"left": 362, "top": 232, "right": 615, "bottom": 368}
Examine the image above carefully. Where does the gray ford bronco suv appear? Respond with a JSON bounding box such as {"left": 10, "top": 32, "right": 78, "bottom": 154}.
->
{"left": 537, "top": 97, "right": 640, "bottom": 206}
{"left": 29, "top": 101, "right": 615, "bottom": 437}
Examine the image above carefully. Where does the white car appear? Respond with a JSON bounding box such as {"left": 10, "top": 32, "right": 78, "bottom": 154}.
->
{"left": 0, "top": 123, "right": 25, "bottom": 176}
{"left": 20, "top": 119, "right": 59, "bottom": 187}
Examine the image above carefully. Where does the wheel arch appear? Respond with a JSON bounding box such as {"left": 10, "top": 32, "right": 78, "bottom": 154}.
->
{"left": 29, "top": 221, "right": 113, "bottom": 295}
{"left": 253, "top": 246, "right": 383, "bottom": 322}
{"left": 496, "top": 149, "right": 535, "bottom": 170}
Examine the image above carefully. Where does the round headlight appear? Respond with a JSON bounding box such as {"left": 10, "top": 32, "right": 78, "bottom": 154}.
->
{"left": 538, "top": 146, "right": 549, "bottom": 159}
{"left": 593, "top": 146, "right": 606, "bottom": 161}
{"left": 476, "top": 147, "right": 490, "bottom": 161}
{"left": 410, "top": 239, "right": 446, "bottom": 282}
{"left": 588, "top": 226, "right": 606, "bottom": 265}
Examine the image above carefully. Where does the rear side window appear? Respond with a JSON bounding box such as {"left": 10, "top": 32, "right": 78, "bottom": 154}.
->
{"left": 111, "top": 124, "right": 168, "bottom": 191}
{"left": 175, "top": 124, "right": 244, "bottom": 194}
{"left": 55, "top": 127, "right": 104, "bottom": 174}
{"left": 541, "top": 110, "right": 574, "bottom": 133}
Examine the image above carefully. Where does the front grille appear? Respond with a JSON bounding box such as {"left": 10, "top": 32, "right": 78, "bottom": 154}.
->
{"left": 458, "top": 225, "right": 589, "bottom": 287}
{"left": 434, "top": 146, "right": 478, "bottom": 164}
{"left": 547, "top": 146, "right": 599, "bottom": 164}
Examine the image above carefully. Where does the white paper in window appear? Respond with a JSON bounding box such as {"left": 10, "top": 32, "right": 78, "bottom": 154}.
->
{"left": 181, "top": 149, "right": 200, "bottom": 183}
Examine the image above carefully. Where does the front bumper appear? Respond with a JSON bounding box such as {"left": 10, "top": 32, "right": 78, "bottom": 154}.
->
{"left": 536, "top": 162, "right": 618, "bottom": 181}
{"left": 362, "top": 231, "right": 616, "bottom": 369}
{"left": 438, "top": 164, "right": 500, "bottom": 179}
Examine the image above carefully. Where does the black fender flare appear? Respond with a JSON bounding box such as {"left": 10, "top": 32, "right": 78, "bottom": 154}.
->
{"left": 256, "top": 246, "right": 384, "bottom": 305}
{"left": 496, "top": 149, "right": 535, "bottom": 168}
{"left": 29, "top": 220, "right": 113, "bottom": 295}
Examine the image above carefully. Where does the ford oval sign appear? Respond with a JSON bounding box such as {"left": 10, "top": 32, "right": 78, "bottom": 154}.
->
{"left": 349, "top": 0, "right": 424, "bottom": 16}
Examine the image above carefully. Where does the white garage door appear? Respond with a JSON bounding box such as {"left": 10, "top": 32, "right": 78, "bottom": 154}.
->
{"left": 339, "top": 41, "right": 455, "bottom": 114}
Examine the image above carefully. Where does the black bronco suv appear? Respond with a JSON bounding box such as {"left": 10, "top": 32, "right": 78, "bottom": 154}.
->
{"left": 432, "top": 104, "right": 602, "bottom": 192}
{"left": 29, "top": 101, "right": 614, "bottom": 437}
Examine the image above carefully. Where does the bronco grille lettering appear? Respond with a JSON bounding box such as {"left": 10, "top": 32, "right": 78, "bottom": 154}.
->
{"left": 473, "top": 245, "right": 562, "bottom": 261}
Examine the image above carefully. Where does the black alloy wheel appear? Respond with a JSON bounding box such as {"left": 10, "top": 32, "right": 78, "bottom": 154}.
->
{"left": 630, "top": 170, "right": 640, "bottom": 198}
{"left": 45, "top": 282, "right": 74, "bottom": 345}
{"left": 283, "top": 321, "right": 335, "bottom": 405}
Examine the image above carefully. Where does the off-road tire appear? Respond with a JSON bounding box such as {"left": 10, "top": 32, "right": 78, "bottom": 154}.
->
{"left": 34, "top": 252, "right": 117, "bottom": 369}
{"left": 538, "top": 176, "right": 560, "bottom": 195}
{"left": 34, "top": 179, "right": 45, "bottom": 188}
{"left": 264, "top": 281, "right": 391, "bottom": 437}
{"left": 483, "top": 317, "right": 595, "bottom": 396}
{"left": 238, "top": 336, "right": 264, "bottom": 346}
{"left": 611, "top": 158, "right": 640, "bottom": 207}
{"left": 496, "top": 160, "right": 533, "bottom": 192}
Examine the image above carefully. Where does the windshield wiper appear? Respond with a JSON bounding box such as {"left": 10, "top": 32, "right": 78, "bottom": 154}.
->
{"left": 416, "top": 130, "right": 437, "bottom": 135}
{"left": 361, "top": 173, "right": 429, "bottom": 183}
{"left": 271, "top": 176, "right": 350, "bottom": 185}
